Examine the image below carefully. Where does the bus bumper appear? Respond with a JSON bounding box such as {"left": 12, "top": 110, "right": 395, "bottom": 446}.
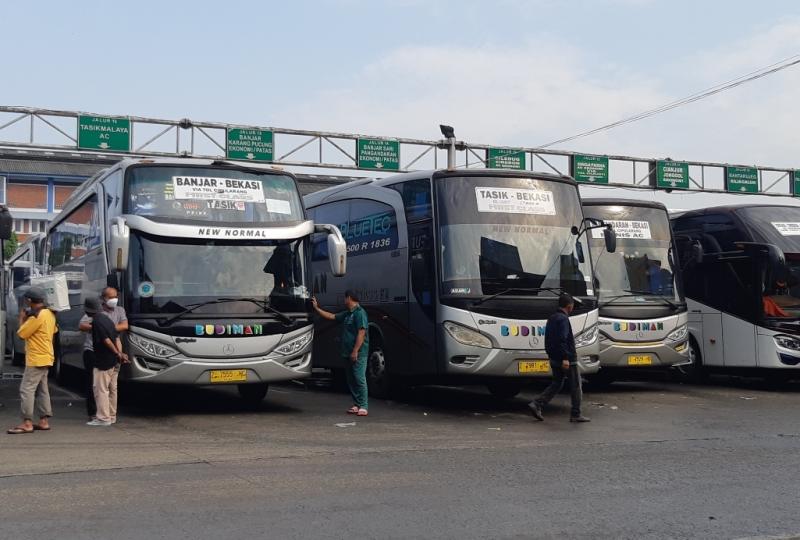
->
{"left": 124, "top": 351, "right": 313, "bottom": 385}
{"left": 597, "top": 338, "right": 690, "bottom": 369}
{"left": 443, "top": 342, "right": 601, "bottom": 378}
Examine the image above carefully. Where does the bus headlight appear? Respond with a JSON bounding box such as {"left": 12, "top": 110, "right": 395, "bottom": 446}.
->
{"left": 129, "top": 333, "right": 179, "bottom": 358}
{"left": 774, "top": 334, "right": 800, "bottom": 351}
{"left": 275, "top": 330, "right": 313, "bottom": 356}
{"left": 666, "top": 325, "right": 688, "bottom": 342}
{"left": 443, "top": 321, "right": 492, "bottom": 349}
{"left": 574, "top": 325, "right": 598, "bottom": 348}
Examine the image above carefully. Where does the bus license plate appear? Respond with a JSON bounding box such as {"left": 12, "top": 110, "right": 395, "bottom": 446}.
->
{"left": 627, "top": 355, "right": 653, "bottom": 366}
{"left": 518, "top": 360, "right": 551, "bottom": 374}
{"left": 210, "top": 369, "right": 248, "bottom": 383}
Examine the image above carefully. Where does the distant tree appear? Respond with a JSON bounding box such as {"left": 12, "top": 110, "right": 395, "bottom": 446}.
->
{"left": 3, "top": 231, "right": 18, "bottom": 260}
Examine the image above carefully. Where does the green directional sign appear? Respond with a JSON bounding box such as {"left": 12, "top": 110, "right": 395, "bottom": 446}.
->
{"left": 573, "top": 154, "right": 609, "bottom": 183}
{"left": 656, "top": 161, "right": 689, "bottom": 190}
{"left": 78, "top": 115, "right": 130, "bottom": 151}
{"left": 357, "top": 138, "right": 400, "bottom": 170}
{"left": 793, "top": 170, "right": 800, "bottom": 197}
{"left": 486, "top": 148, "right": 526, "bottom": 170}
{"left": 226, "top": 128, "right": 274, "bottom": 162}
{"left": 725, "top": 166, "right": 759, "bottom": 193}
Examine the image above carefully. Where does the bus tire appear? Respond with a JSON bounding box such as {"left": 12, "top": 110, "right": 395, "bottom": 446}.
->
{"left": 51, "top": 354, "right": 67, "bottom": 385}
{"left": 366, "top": 346, "right": 392, "bottom": 399}
{"left": 679, "top": 338, "right": 706, "bottom": 384}
{"left": 585, "top": 372, "right": 615, "bottom": 390}
{"left": 486, "top": 380, "right": 525, "bottom": 399}
{"left": 238, "top": 383, "right": 269, "bottom": 406}
{"left": 10, "top": 337, "right": 24, "bottom": 367}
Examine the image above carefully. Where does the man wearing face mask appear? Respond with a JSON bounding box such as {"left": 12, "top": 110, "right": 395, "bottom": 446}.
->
{"left": 101, "top": 287, "right": 128, "bottom": 333}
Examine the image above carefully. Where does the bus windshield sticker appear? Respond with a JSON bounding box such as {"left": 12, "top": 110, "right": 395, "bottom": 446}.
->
{"left": 592, "top": 220, "right": 652, "bottom": 239}
{"left": 771, "top": 222, "right": 800, "bottom": 236}
{"left": 172, "top": 176, "right": 265, "bottom": 202}
{"left": 265, "top": 198, "right": 292, "bottom": 215}
{"left": 475, "top": 187, "right": 555, "bottom": 215}
{"left": 138, "top": 281, "right": 155, "bottom": 298}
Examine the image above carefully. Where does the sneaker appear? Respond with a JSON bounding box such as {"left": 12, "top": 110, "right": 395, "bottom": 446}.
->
{"left": 569, "top": 416, "right": 591, "bottom": 423}
{"left": 528, "top": 402, "right": 544, "bottom": 421}
{"left": 86, "top": 419, "right": 112, "bottom": 427}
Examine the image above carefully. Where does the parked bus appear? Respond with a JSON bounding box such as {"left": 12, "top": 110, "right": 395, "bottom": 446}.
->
{"left": 35, "top": 158, "right": 345, "bottom": 403}
{"left": 305, "top": 169, "right": 615, "bottom": 398}
{"left": 581, "top": 199, "right": 689, "bottom": 384}
{"left": 4, "top": 233, "right": 45, "bottom": 365}
{"left": 671, "top": 204, "right": 800, "bottom": 382}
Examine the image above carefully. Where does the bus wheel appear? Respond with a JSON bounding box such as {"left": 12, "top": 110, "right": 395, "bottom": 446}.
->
{"left": 10, "top": 338, "right": 24, "bottom": 367}
{"left": 486, "top": 380, "right": 525, "bottom": 399}
{"left": 678, "top": 338, "right": 706, "bottom": 384}
{"left": 585, "top": 372, "right": 615, "bottom": 391}
{"left": 238, "top": 383, "right": 269, "bottom": 406}
{"left": 51, "top": 354, "right": 67, "bottom": 385}
{"left": 366, "top": 347, "right": 391, "bottom": 399}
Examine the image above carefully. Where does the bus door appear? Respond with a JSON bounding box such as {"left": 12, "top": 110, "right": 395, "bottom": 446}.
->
{"left": 407, "top": 219, "right": 437, "bottom": 374}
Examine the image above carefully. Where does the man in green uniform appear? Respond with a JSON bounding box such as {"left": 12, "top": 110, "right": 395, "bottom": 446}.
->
{"left": 312, "top": 290, "right": 370, "bottom": 416}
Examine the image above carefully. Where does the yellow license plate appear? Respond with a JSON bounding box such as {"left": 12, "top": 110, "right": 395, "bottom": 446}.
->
{"left": 627, "top": 355, "right": 653, "bottom": 366}
{"left": 209, "top": 369, "right": 248, "bottom": 383}
{"left": 518, "top": 360, "right": 551, "bottom": 374}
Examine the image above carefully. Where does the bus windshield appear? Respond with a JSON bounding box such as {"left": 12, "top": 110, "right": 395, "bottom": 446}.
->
{"left": 436, "top": 176, "right": 591, "bottom": 299}
{"left": 583, "top": 204, "right": 682, "bottom": 305}
{"left": 127, "top": 232, "right": 309, "bottom": 316}
{"left": 125, "top": 165, "right": 304, "bottom": 223}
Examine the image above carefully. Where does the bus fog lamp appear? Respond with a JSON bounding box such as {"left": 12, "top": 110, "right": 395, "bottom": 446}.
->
{"left": 774, "top": 334, "right": 800, "bottom": 351}
{"left": 667, "top": 325, "right": 688, "bottom": 342}
{"left": 275, "top": 331, "right": 313, "bottom": 356}
{"left": 129, "top": 333, "right": 179, "bottom": 358}
{"left": 443, "top": 321, "right": 492, "bottom": 349}
{"left": 574, "top": 325, "right": 598, "bottom": 348}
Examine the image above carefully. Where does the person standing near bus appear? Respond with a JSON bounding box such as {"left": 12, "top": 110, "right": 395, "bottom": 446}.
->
{"left": 86, "top": 299, "right": 128, "bottom": 427}
{"left": 311, "top": 291, "right": 370, "bottom": 416}
{"left": 79, "top": 297, "right": 101, "bottom": 421}
{"left": 7, "top": 287, "right": 57, "bottom": 434}
{"left": 528, "top": 293, "right": 590, "bottom": 423}
{"left": 101, "top": 287, "right": 129, "bottom": 333}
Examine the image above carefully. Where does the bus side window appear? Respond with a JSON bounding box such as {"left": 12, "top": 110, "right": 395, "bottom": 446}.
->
{"left": 389, "top": 179, "right": 432, "bottom": 223}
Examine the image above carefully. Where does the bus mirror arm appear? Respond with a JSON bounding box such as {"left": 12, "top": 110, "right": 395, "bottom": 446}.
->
{"left": 109, "top": 217, "right": 130, "bottom": 272}
{"left": 315, "top": 223, "right": 347, "bottom": 277}
{"left": 573, "top": 218, "right": 616, "bottom": 253}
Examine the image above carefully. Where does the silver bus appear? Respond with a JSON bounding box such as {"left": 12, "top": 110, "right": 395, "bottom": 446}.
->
{"left": 305, "top": 168, "right": 615, "bottom": 398}
{"left": 41, "top": 158, "right": 345, "bottom": 403}
{"left": 581, "top": 199, "right": 689, "bottom": 385}
{"left": 672, "top": 204, "right": 800, "bottom": 383}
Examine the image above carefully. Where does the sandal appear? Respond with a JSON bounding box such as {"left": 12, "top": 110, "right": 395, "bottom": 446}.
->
{"left": 356, "top": 408, "right": 368, "bottom": 417}
{"left": 33, "top": 425, "right": 50, "bottom": 431}
{"left": 346, "top": 406, "right": 359, "bottom": 414}
{"left": 7, "top": 426, "right": 34, "bottom": 434}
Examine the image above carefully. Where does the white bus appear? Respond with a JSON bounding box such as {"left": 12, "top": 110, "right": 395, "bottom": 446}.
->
{"left": 305, "top": 168, "right": 615, "bottom": 398}
{"left": 582, "top": 199, "right": 689, "bottom": 384}
{"left": 671, "top": 204, "right": 800, "bottom": 382}
{"left": 36, "top": 158, "right": 346, "bottom": 403}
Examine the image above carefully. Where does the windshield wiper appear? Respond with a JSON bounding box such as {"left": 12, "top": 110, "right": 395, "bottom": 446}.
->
{"left": 160, "top": 297, "right": 293, "bottom": 326}
{"left": 600, "top": 290, "right": 679, "bottom": 309}
{"left": 472, "top": 287, "right": 565, "bottom": 307}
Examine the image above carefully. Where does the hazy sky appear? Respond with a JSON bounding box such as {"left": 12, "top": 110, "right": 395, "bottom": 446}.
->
{"left": 2, "top": 0, "right": 799, "bottom": 171}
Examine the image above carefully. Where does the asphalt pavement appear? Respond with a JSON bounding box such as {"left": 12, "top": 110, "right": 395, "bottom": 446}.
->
{"left": 1, "top": 365, "right": 799, "bottom": 540}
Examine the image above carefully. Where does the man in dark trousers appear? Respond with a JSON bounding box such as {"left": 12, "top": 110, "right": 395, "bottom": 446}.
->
{"left": 311, "top": 290, "right": 370, "bottom": 416}
{"left": 528, "top": 293, "right": 590, "bottom": 423}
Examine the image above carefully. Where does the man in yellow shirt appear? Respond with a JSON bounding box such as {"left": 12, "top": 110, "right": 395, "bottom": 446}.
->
{"left": 7, "top": 287, "right": 58, "bottom": 434}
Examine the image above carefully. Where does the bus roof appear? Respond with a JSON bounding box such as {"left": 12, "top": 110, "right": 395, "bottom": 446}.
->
{"left": 672, "top": 203, "right": 800, "bottom": 220}
{"left": 304, "top": 168, "right": 575, "bottom": 207}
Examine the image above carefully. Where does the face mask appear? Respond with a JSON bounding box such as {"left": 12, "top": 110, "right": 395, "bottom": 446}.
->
{"left": 105, "top": 298, "right": 119, "bottom": 309}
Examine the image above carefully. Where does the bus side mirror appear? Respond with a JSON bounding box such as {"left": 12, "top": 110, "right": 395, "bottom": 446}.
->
{"left": 109, "top": 217, "right": 130, "bottom": 272}
{"left": 327, "top": 234, "right": 347, "bottom": 277}
{"left": 576, "top": 241, "right": 585, "bottom": 264}
{"left": 603, "top": 227, "right": 616, "bottom": 253}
